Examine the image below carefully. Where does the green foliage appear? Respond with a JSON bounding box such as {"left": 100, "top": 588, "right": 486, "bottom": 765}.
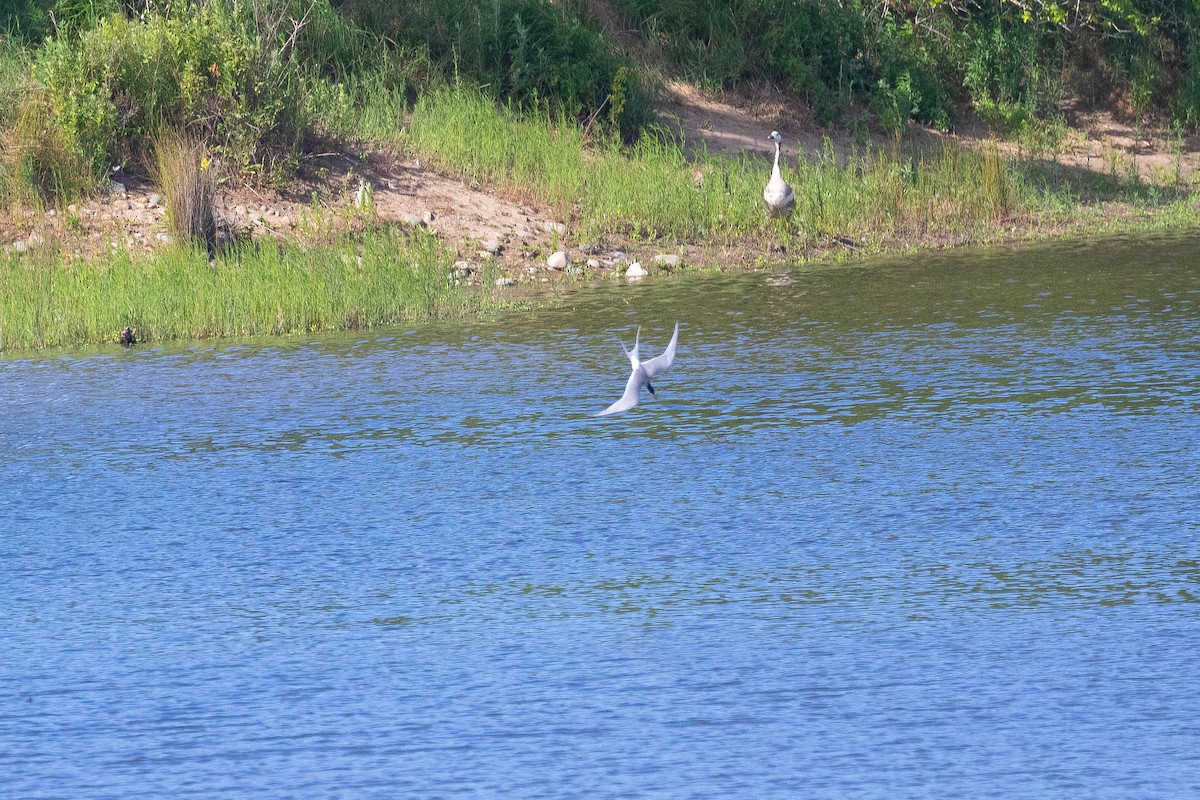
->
{"left": 0, "top": 226, "right": 494, "bottom": 350}
{"left": 1, "top": 85, "right": 99, "bottom": 204}
{"left": 0, "top": 1, "right": 55, "bottom": 42}
{"left": 3, "top": 0, "right": 655, "bottom": 202}
{"left": 337, "top": 0, "right": 653, "bottom": 140}
{"left": 611, "top": 0, "right": 1200, "bottom": 129}
{"left": 25, "top": 0, "right": 312, "bottom": 193}
{"left": 407, "top": 85, "right": 1081, "bottom": 249}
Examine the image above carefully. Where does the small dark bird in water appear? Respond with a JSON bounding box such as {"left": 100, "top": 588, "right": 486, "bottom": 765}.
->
{"left": 118, "top": 326, "right": 137, "bottom": 346}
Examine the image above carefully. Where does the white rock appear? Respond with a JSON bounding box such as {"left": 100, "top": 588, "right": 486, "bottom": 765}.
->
{"left": 156, "top": 232, "right": 175, "bottom": 244}
{"left": 586, "top": 258, "right": 600, "bottom": 269}
{"left": 625, "top": 261, "right": 647, "bottom": 279}
{"left": 12, "top": 240, "right": 28, "bottom": 253}
{"left": 543, "top": 220, "right": 566, "bottom": 235}
{"left": 401, "top": 213, "right": 427, "bottom": 228}
{"left": 547, "top": 250, "right": 569, "bottom": 270}
{"left": 495, "top": 277, "right": 517, "bottom": 287}
{"left": 147, "top": 193, "right": 162, "bottom": 207}
{"left": 26, "top": 231, "right": 45, "bottom": 248}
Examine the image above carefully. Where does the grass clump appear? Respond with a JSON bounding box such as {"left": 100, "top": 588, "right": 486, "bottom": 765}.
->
{"left": 0, "top": 226, "right": 497, "bottom": 351}
{"left": 152, "top": 130, "right": 216, "bottom": 247}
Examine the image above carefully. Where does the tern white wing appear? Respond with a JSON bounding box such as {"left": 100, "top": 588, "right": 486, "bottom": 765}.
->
{"left": 597, "top": 368, "right": 647, "bottom": 416}
{"left": 640, "top": 322, "right": 679, "bottom": 379}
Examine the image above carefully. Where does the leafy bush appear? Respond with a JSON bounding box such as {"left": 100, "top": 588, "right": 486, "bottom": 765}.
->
{"left": 23, "top": 0, "right": 314, "bottom": 197}
{"left": 337, "top": 0, "right": 653, "bottom": 141}
{"left": 610, "top": 0, "right": 1200, "bottom": 130}
{"left": 1, "top": 85, "right": 98, "bottom": 204}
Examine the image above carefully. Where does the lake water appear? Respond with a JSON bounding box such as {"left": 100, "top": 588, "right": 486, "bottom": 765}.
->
{"left": 2, "top": 234, "right": 1199, "bottom": 798}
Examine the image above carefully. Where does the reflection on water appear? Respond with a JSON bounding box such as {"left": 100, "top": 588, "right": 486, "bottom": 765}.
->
{"left": 2, "top": 233, "right": 1199, "bottom": 798}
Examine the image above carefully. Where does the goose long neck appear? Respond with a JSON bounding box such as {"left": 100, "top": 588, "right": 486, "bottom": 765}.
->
{"left": 772, "top": 140, "right": 782, "bottom": 175}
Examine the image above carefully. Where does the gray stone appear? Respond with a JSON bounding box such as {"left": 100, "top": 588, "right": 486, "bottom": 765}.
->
{"left": 12, "top": 240, "right": 28, "bottom": 254}
{"left": 109, "top": 180, "right": 126, "bottom": 195}
{"left": 147, "top": 193, "right": 162, "bottom": 207}
{"left": 586, "top": 258, "right": 600, "bottom": 269}
{"left": 484, "top": 240, "right": 503, "bottom": 255}
{"left": 26, "top": 230, "right": 45, "bottom": 248}
{"left": 156, "top": 232, "right": 175, "bottom": 244}
{"left": 547, "top": 250, "right": 569, "bottom": 270}
{"left": 610, "top": 250, "right": 627, "bottom": 263}
{"left": 653, "top": 253, "right": 682, "bottom": 268}
{"left": 495, "top": 277, "right": 517, "bottom": 287}
{"left": 543, "top": 220, "right": 567, "bottom": 235}
{"left": 401, "top": 213, "right": 427, "bottom": 228}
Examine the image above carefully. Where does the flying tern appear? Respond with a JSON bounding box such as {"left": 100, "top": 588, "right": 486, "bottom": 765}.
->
{"left": 597, "top": 322, "right": 680, "bottom": 416}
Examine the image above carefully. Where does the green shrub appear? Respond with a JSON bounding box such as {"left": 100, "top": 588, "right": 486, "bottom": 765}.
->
{"left": 28, "top": 0, "right": 311, "bottom": 194}
{"left": 338, "top": 0, "right": 653, "bottom": 141}
{"left": 610, "top": 0, "right": 1200, "bottom": 130}
{"left": 0, "top": 85, "right": 98, "bottom": 204}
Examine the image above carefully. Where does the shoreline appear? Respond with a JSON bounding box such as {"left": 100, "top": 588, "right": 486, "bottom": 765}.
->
{"left": 3, "top": 186, "right": 1198, "bottom": 356}
{"left": 5, "top": 94, "right": 1200, "bottom": 354}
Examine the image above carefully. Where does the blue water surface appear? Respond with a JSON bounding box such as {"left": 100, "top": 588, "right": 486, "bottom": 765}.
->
{"left": 2, "top": 235, "right": 1199, "bottom": 798}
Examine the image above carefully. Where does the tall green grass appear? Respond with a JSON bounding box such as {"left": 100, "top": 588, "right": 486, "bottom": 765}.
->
{"left": 152, "top": 129, "right": 217, "bottom": 246}
{"left": 408, "top": 86, "right": 1044, "bottom": 247}
{"left": 0, "top": 227, "right": 497, "bottom": 351}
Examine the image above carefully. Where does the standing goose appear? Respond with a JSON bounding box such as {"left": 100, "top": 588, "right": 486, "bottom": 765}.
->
{"left": 763, "top": 130, "right": 795, "bottom": 218}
